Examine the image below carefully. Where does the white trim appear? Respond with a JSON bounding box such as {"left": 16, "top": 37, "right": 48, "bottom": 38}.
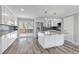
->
{"left": 72, "top": 41, "right": 79, "bottom": 45}
{"left": 62, "top": 13, "right": 79, "bottom": 18}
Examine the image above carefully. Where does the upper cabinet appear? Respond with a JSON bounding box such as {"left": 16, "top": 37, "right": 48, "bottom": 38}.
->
{"left": 0, "top": 5, "right": 18, "bottom": 26}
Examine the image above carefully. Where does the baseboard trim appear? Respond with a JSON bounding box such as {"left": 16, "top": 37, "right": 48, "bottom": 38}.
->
{"left": 72, "top": 42, "right": 79, "bottom": 45}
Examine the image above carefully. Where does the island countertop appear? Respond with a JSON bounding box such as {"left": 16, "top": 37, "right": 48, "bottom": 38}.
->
{"left": 38, "top": 30, "right": 64, "bottom": 49}
{"left": 38, "top": 30, "right": 64, "bottom": 36}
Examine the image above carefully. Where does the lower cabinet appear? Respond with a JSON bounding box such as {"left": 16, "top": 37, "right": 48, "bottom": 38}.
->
{"left": 0, "top": 31, "right": 17, "bottom": 54}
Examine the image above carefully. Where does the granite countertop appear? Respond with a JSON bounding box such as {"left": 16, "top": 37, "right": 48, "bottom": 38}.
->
{"left": 0, "top": 30, "right": 16, "bottom": 36}
{"left": 39, "top": 30, "right": 64, "bottom": 35}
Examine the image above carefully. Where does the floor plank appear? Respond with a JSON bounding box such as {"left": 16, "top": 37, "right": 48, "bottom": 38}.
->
{"left": 63, "top": 44, "right": 79, "bottom": 53}
{"left": 3, "top": 37, "right": 79, "bottom": 54}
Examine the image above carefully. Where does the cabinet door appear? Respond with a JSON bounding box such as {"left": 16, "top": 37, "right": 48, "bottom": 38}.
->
{"left": 0, "top": 6, "right": 1, "bottom": 24}
{"left": 2, "top": 6, "right": 5, "bottom": 24}
{"left": 1, "top": 35, "right": 8, "bottom": 52}
{"left": 2, "top": 6, "right": 13, "bottom": 25}
{"left": 1, "top": 6, "right": 17, "bottom": 26}
{"left": 11, "top": 31, "right": 17, "bottom": 39}
{"left": 49, "top": 35, "right": 55, "bottom": 45}
{"left": 11, "top": 15, "right": 17, "bottom": 26}
{"left": 14, "top": 16, "right": 18, "bottom": 26}
{"left": 0, "top": 37, "right": 2, "bottom": 54}
{"left": 0, "top": 31, "right": 17, "bottom": 53}
{"left": 5, "top": 6, "right": 12, "bottom": 25}
{"left": 6, "top": 33, "right": 12, "bottom": 47}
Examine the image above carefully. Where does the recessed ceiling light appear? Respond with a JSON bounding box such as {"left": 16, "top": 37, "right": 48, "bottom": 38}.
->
{"left": 20, "top": 8, "right": 24, "bottom": 11}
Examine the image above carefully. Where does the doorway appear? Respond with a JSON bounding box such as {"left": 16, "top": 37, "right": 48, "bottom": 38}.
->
{"left": 18, "top": 18, "right": 34, "bottom": 39}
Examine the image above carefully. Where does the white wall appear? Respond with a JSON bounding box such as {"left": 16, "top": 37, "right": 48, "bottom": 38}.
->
{"left": 0, "top": 6, "right": 2, "bottom": 23}
{"left": 34, "top": 19, "right": 37, "bottom": 38}
{"left": 63, "top": 14, "right": 79, "bottom": 44}
{"left": 77, "top": 14, "right": 79, "bottom": 43}
{"left": 63, "top": 16, "right": 74, "bottom": 42}
{"left": 18, "top": 18, "right": 34, "bottom": 29}
{"left": 19, "top": 20, "right": 34, "bottom": 29}
{"left": 73, "top": 14, "right": 78, "bottom": 43}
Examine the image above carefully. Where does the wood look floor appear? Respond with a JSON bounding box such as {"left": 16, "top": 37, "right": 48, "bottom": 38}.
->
{"left": 3, "top": 37, "right": 79, "bottom": 54}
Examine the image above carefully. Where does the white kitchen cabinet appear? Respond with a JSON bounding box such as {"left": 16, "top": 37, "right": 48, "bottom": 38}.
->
{"left": 10, "top": 31, "right": 17, "bottom": 44}
{"left": 0, "top": 36, "right": 5, "bottom": 53}
{"left": 0, "top": 5, "right": 18, "bottom": 26}
{"left": 0, "top": 6, "right": 1, "bottom": 24}
{"left": 1, "top": 6, "right": 5, "bottom": 24}
{"left": 0, "top": 37, "right": 2, "bottom": 54}
{"left": 1, "top": 35, "right": 8, "bottom": 53}
{"left": 14, "top": 16, "right": 18, "bottom": 26}
{"left": 4, "top": 6, "right": 12, "bottom": 25}
{"left": 38, "top": 33, "right": 64, "bottom": 49}
{"left": 0, "top": 31, "right": 17, "bottom": 54}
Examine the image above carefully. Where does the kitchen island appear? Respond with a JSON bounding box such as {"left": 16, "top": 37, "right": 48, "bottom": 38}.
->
{"left": 38, "top": 31, "right": 64, "bottom": 49}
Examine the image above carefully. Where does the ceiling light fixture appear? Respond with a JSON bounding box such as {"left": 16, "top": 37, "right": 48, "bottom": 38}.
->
{"left": 44, "top": 10, "right": 48, "bottom": 19}
{"left": 20, "top": 8, "right": 24, "bottom": 11}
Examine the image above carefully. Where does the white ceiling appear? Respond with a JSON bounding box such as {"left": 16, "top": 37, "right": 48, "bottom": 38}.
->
{"left": 7, "top": 5, "right": 79, "bottom": 18}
